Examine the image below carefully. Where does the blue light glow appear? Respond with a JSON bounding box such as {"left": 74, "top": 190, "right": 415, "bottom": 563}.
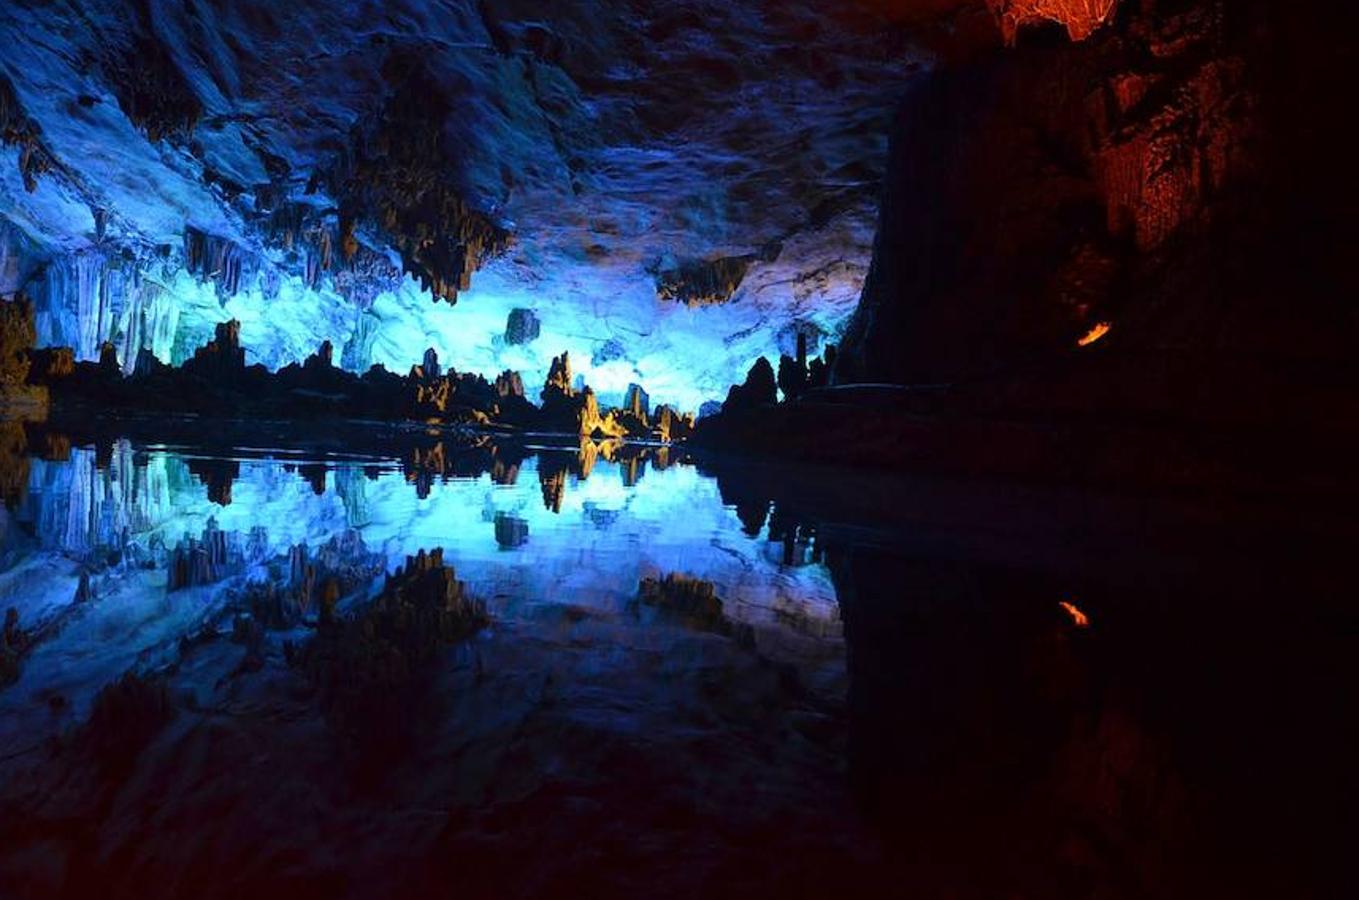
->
{"left": 0, "top": 442, "right": 840, "bottom": 732}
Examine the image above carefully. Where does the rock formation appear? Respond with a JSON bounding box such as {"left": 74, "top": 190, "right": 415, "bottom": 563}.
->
{"left": 182, "top": 320, "right": 246, "bottom": 381}
{"left": 186, "top": 458, "right": 240, "bottom": 507}
{"left": 0, "top": 293, "right": 35, "bottom": 388}
{"left": 838, "top": 0, "right": 1344, "bottom": 391}
{"left": 81, "top": 671, "right": 175, "bottom": 769}
{"left": 296, "top": 547, "right": 487, "bottom": 741}
{"left": 420, "top": 348, "right": 442, "bottom": 380}
{"left": 494, "top": 513, "right": 530, "bottom": 549}
{"left": 325, "top": 59, "right": 510, "bottom": 305}
{"left": 987, "top": 0, "right": 1120, "bottom": 44}
{"left": 167, "top": 520, "right": 236, "bottom": 592}
{"left": 251, "top": 532, "right": 383, "bottom": 630}
{"left": 624, "top": 383, "right": 650, "bottom": 420}
{"left": 1, "top": 607, "right": 25, "bottom": 687}
{"left": 654, "top": 255, "right": 754, "bottom": 306}
{"left": 504, "top": 308, "right": 541, "bottom": 346}
{"left": 721, "top": 357, "right": 777, "bottom": 414}
{"left": 0, "top": 292, "right": 45, "bottom": 414}
{"left": 635, "top": 573, "right": 754, "bottom": 644}
{"left": 541, "top": 352, "right": 575, "bottom": 402}
{"left": 25, "top": 322, "right": 690, "bottom": 440}
{"left": 494, "top": 369, "right": 525, "bottom": 399}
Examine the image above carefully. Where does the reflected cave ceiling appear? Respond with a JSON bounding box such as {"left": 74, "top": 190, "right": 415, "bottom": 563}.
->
{"left": 0, "top": 0, "right": 1057, "bottom": 407}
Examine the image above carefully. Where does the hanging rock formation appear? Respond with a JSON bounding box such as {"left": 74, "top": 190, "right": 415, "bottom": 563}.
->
{"left": 325, "top": 57, "right": 511, "bottom": 305}
{"left": 504, "top": 308, "right": 541, "bottom": 346}
{"left": 654, "top": 255, "right": 754, "bottom": 307}
{"left": 0, "top": 74, "right": 55, "bottom": 192}
{"left": 986, "top": 0, "right": 1120, "bottom": 43}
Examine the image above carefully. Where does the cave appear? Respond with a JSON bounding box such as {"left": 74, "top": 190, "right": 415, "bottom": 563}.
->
{"left": 0, "top": 1, "right": 1354, "bottom": 897}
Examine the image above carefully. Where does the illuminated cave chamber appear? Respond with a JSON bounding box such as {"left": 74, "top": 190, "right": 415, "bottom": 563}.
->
{"left": 0, "top": 1, "right": 919, "bottom": 413}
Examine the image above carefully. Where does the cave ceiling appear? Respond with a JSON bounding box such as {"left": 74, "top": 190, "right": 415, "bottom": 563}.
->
{"left": 0, "top": 0, "right": 1051, "bottom": 407}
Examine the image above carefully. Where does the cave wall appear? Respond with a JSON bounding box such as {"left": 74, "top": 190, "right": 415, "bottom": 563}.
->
{"left": 0, "top": 0, "right": 925, "bottom": 411}
{"left": 838, "top": 0, "right": 1355, "bottom": 387}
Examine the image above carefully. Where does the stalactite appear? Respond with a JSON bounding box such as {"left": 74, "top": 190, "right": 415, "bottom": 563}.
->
{"left": 654, "top": 255, "right": 753, "bottom": 306}
{"left": 183, "top": 227, "right": 257, "bottom": 299}
{"left": 33, "top": 253, "right": 116, "bottom": 361}
{"left": 988, "top": 0, "right": 1120, "bottom": 44}
{"left": 106, "top": 32, "right": 202, "bottom": 142}
{"left": 0, "top": 74, "right": 55, "bottom": 192}
{"left": 329, "top": 59, "right": 510, "bottom": 305}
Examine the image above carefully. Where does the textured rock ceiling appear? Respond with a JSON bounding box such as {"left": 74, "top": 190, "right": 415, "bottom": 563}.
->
{"left": 0, "top": 1, "right": 1073, "bottom": 407}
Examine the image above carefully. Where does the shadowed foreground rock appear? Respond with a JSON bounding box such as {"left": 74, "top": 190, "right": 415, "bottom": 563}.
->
{"left": 29, "top": 321, "right": 691, "bottom": 440}
{"left": 295, "top": 548, "right": 487, "bottom": 745}
{"left": 82, "top": 671, "right": 175, "bottom": 770}
{"left": 635, "top": 573, "right": 754, "bottom": 645}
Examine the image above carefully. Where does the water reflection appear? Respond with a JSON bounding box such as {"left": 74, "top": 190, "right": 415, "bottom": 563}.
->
{"left": 0, "top": 423, "right": 1351, "bottom": 898}
{"left": 0, "top": 429, "right": 841, "bottom": 725}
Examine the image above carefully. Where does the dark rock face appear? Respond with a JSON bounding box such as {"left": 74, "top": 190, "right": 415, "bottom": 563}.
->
{"left": 420, "top": 348, "right": 441, "bottom": 380}
{"left": 721, "top": 357, "right": 777, "bottom": 414}
{"left": 623, "top": 383, "right": 650, "bottom": 419}
{"left": 0, "top": 293, "right": 35, "bottom": 388}
{"left": 81, "top": 671, "right": 175, "bottom": 769}
{"left": 24, "top": 322, "right": 693, "bottom": 441}
{"left": 105, "top": 17, "right": 203, "bottom": 143}
{"left": 0, "top": 74, "right": 55, "bottom": 192}
{"left": 183, "top": 320, "right": 245, "bottom": 381}
{"left": 654, "top": 255, "right": 753, "bottom": 306}
{"left": 504, "top": 308, "right": 541, "bottom": 345}
{"left": 1, "top": 606, "right": 26, "bottom": 687}
{"left": 297, "top": 547, "right": 486, "bottom": 743}
{"left": 28, "top": 347, "right": 73, "bottom": 382}
{"left": 838, "top": 0, "right": 1352, "bottom": 388}
{"left": 167, "top": 520, "right": 236, "bottom": 592}
{"left": 634, "top": 573, "right": 752, "bottom": 644}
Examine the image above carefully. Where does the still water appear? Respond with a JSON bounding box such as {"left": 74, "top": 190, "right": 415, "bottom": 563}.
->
{"left": 1, "top": 438, "right": 840, "bottom": 725}
{"left": 0, "top": 428, "right": 1354, "bottom": 898}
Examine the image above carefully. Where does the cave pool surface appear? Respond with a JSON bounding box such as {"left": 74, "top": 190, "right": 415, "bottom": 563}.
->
{"left": 0, "top": 429, "right": 1353, "bottom": 897}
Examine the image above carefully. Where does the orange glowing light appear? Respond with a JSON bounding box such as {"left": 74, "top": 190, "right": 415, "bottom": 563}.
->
{"left": 1077, "top": 322, "right": 1111, "bottom": 346}
{"left": 1059, "top": 601, "right": 1090, "bottom": 628}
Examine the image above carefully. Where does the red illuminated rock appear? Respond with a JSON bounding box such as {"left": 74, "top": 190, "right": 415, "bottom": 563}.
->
{"left": 838, "top": 0, "right": 1265, "bottom": 385}
{"left": 987, "top": 0, "right": 1119, "bottom": 44}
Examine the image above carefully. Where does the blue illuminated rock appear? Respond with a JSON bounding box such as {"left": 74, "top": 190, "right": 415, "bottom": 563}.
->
{"left": 624, "top": 383, "right": 650, "bottom": 419}
{"left": 0, "top": 0, "right": 913, "bottom": 413}
{"left": 421, "top": 348, "right": 442, "bottom": 380}
{"left": 505, "top": 308, "right": 541, "bottom": 346}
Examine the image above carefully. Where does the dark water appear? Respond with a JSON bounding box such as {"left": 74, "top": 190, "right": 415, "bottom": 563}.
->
{"left": 0, "top": 428, "right": 1354, "bottom": 898}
